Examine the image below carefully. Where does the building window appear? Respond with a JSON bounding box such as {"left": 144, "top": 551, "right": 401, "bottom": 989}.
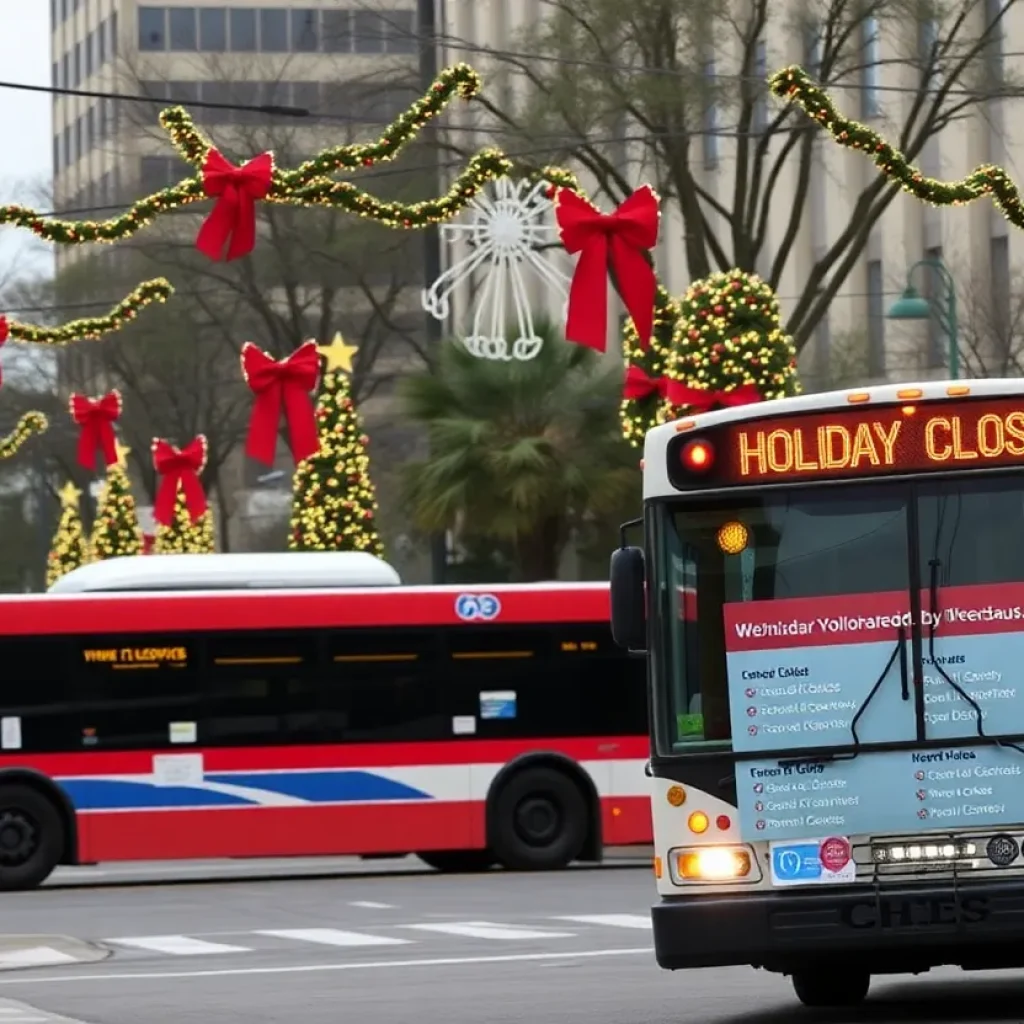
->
{"left": 805, "top": 21, "right": 822, "bottom": 80}
{"left": 702, "top": 59, "right": 719, "bottom": 169}
{"left": 63, "top": 126, "right": 71, "bottom": 168}
{"left": 138, "top": 7, "right": 166, "bottom": 51}
{"left": 52, "top": 61, "right": 59, "bottom": 89}
{"left": 62, "top": 54, "right": 69, "bottom": 91}
{"left": 84, "top": 30, "right": 93, "bottom": 78}
{"left": 140, "top": 156, "right": 170, "bottom": 194}
{"left": 867, "top": 259, "right": 885, "bottom": 377}
{"left": 169, "top": 7, "right": 197, "bottom": 50}
{"left": 53, "top": 135, "right": 60, "bottom": 174}
{"left": 167, "top": 81, "right": 199, "bottom": 106}
{"left": 110, "top": 10, "right": 118, "bottom": 56}
{"left": 60, "top": 0, "right": 67, "bottom": 19}
{"left": 98, "top": 20, "right": 106, "bottom": 65}
{"left": 862, "top": 17, "right": 881, "bottom": 118}
{"left": 229, "top": 8, "right": 257, "bottom": 51}
{"left": 292, "top": 81, "right": 319, "bottom": 112}
{"left": 85, "top": 106, "right": 94, "bottom": 152}
{"left": 991, "top": 234, "right": 1011, "bottom": 366}
{"left": 73, "top": 41, "right": 81, "bottom": 87}
{"left": 199, "top": 8, "right": 226, "bottom": 51}
{"left": 292, "top": 9, "right": 318, "bottom": 51}
{"left": 985, "top": 0, "right": 1006, "bottom": 82}
{"left": 385, "top": 10, "right": 416, "bottom": 54}
{"left": 323, "top": 9, "right": 351, "bottom": 52}
{"left": 752, "top": 40, "right": 767, "bottom": 132}
{"left": 919, "top": 17, "right": 939, "bottom": 85}
{"left": 73, "top": 117, "right": 82, "bottom": 164}
{"left": 200, "top": 82, "right": 231, "bottom": 124}
{"left": 353, "top": 12, "right": 384, "bottom": 53}
{"left": 260, "top": 9, "right": 288, "bottom": 51}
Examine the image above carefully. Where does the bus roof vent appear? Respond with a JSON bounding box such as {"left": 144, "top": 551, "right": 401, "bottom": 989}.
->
{"left": 46, "top": 551, "right": 402, "bottom": 594}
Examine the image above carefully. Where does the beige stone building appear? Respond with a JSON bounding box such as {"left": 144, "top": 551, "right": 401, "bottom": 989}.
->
{"left": 439, "top": 0, "right": 1024, "bottom": 388}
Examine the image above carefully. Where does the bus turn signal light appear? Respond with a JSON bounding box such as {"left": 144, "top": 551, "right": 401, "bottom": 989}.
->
{"left": 687, "top": 811, "right": 710, "bottom": 834}
{"left": 680, "top": 439, "right": 714, "bottom": 473}
{"left": 666, "top": 785, "right": 686, "bottom": 807}
{"left": 677, "top": 846, "right": 752, "bottom": 881}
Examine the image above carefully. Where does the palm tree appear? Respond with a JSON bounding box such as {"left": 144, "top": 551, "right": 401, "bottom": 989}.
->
{"left": 400, "top": 320, "right": 639, "bottom": 581}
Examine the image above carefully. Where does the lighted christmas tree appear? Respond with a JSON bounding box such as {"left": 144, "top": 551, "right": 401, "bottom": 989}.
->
{"left": 153, "top": 487, "right": 215, "bottom": 554}
{"left": 90, "top": 441, "right": 144, "bottom": 560}
{"left": 46, "top": 481, "right": 89, "bottom": 587}
{"left": 289, "top": 334, "right": 384, "bottom": 555}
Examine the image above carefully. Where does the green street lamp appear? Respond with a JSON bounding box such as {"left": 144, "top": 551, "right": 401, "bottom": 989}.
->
{"left": 886, "top": 258, "right": 959, "bottom": 380}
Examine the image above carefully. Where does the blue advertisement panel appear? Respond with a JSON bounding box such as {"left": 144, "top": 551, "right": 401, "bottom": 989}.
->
{"left": 736, "top": 744, "right": 1024, "bottom": 842}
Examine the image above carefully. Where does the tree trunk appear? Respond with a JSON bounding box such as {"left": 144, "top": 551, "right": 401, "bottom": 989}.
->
{"left": 515, "top": 516, "right": 564, "bottom": 582}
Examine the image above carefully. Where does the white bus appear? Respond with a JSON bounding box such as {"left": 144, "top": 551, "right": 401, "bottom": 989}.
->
{"left": 611, "top": 378, "right": 1024, "bottom": 1007}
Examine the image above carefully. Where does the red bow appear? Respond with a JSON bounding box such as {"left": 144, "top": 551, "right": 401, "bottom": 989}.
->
{"left": 554, "top": 185, "right": 659, "bottom": 352}
{"left": 670, "top": 383, "right": 762, "bottom": 413}
{"left": 241, "top": 341, "right": 321, "bottom": 466}
{"left": 0, "top": 316, "right": 7, "bottom": 389}
{"left": 623, "top": 364, "right": 680, "bottom": 402}
{"left": 69, "top": 390, "right": 122, "bottom": 470}
{"left": 195, "top": 148, "right": 274, "bottom": 262}
{"left": 152, "top": 436, "right": 208, "bottom": 526}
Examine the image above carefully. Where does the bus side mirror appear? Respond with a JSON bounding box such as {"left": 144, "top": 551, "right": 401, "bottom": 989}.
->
{"left": 610, "top": 546, "right": 646, "bottom": 652}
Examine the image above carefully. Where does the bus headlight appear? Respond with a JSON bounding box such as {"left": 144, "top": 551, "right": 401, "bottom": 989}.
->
{"left": 673, "top": 845, "right": 755, "bottom": 882}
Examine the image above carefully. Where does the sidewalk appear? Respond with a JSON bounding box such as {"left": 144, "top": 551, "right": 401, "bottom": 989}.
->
{"left": 0, "top": 936, "right": 109, "bottom": 972}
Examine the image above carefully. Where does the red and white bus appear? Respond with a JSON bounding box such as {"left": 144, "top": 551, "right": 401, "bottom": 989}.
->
{"left": 0, "top": 580, "right": 649, "bottom": 890}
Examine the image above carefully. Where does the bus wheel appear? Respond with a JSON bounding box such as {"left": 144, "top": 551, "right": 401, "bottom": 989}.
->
{"left": 491, "top": 767, "right": 587, "bottom": 871}
{"left": 416, "top": 850, "right": 496, "bottom": 873}
{"left": 0, "top": 785, "right": 64, "bottom": 891}
{"left": 791, "top": 968, "right": 870, "bottom": 1007}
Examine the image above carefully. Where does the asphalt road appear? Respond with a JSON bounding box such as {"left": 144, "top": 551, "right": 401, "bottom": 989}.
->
{"left": 4, "top": 866, "right": 1024, "bottom": 1024}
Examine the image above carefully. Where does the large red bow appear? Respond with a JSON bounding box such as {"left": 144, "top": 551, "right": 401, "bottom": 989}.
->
{"left": 671, "top": 383, "right": 762, "bottom": 413}
{"left": 241, "top": 341, "right": 321, "bottom": 466}
{"left": 69, "top": 390, "right": 122, "bottom": 470}
{"left": 152, "top": 436, "right": 208, "bottom": 526}
{"left": 554, "top": 185, "right": 659, "bottom": 352}
{"left": 195, "top": 148, "right": 274, "bottom": 262}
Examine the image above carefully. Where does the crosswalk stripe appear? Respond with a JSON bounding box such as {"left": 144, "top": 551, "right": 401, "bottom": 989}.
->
{"left": 401, "top": 921, "right": 576, "bottom": 941}
{"left": 553, "top": 914, "right": 651, "bottom": 929}
{"left": 254, "top": 929, "right": 411, "bottom": 947}
{"left": 106, "top": 936, "right": 252, "bottom": 956}
{"left": 0, "top": 949, "right": 78, "bottom": 969}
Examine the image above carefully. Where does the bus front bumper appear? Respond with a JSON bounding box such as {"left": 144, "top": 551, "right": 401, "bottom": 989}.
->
{"left": 652, "top": 878, "right": 1024, "bottom": 972}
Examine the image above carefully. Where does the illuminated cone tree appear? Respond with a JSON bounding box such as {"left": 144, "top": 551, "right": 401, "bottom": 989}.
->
{"left": 289, "top": 335, "right": 384, "bottom": 555}
{"left": 90, "top": 442, "right": 144, "bottom": 561}
{"left": 46, "top": 481, "right": 89, "bottom": 587}
{"left": 153, "top": 487, "right": 216, "bottom": 554}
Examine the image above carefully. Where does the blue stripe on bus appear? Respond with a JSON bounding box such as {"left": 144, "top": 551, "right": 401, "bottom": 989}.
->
{"left": 203, "top": 771, "right": 433, "bottom": 803}
{"left": 60, "top": 779, "right": 254, "bottom": 810}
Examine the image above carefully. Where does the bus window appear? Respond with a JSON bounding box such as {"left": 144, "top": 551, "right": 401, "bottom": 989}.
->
{"left": 0, "top": 640, "right": 78, "bottom": 752}
{"left": 75, "top": 634, "right": 201, "bottom": 749}
{"left": 327, "top": 630, "right": 446, "bottom": 742}
{"left": 658, "top": 485, "right": 911, "bottom": 753}
{"left": 203, "top": 633, "right": 322, "bottom": 745}
{"left": 918, "top": 475, "right": 1024, "bottom": 589}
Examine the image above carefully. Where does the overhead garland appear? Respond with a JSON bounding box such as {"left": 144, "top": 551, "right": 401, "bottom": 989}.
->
{"left": 0, "top": 65, "right": 512, "bottom": 262}
{"left": 1, "top": 279, "right": 173, "bottom": 345}
{"left": 0, "top": 412, "right": 48, "bottom": 460}
{"left": 768, "top": 65, "right": 1024, "bottom": 226}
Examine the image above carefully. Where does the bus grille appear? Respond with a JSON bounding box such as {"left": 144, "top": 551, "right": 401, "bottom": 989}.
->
{"left": 856, "top": 830, "right": 1024, "bottom": 880}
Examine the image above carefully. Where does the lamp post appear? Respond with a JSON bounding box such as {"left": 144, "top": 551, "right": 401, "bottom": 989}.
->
{"left": 887, "top": 257, "right": 960, "bottom": 380}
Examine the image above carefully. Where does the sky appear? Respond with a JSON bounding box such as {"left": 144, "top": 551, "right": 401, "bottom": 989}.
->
{"left": 0, "top": 1, "right": 54, "bottom": 273}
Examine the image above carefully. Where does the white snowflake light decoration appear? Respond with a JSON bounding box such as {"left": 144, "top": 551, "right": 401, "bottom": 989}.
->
{"left": 422, "top": 177, "right": 571, "bottom": 361}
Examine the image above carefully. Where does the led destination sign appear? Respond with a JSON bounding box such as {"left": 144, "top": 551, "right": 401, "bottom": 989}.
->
{"left": 674, "top": 397, "right": 1024, "bottom": 486}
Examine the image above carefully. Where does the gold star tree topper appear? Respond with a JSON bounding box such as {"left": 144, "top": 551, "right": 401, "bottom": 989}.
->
{"left": 58, "top": 481, "right": 82, "bottom": 506}
{"left": 113, "top": 440, "right": 131, "bottom": 469}
{"left": 317, "top": 333, "right": 359, "bottom": 374}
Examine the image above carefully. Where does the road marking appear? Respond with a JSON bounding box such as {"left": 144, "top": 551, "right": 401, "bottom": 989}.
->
{"left": 106, "top": 936, "right": 252, "bottom": 956}
{"left": 554, "top": 914, "right": 651, "bottom": 929}
{"left": 0, "top": 947, "right": 652, "bottom": 985}
{"left": 401, "top": 922, "right": 575, "bottom": 941}
{"left": 348, "top": 901, "right": 395, "bottom": 910}
{"left": 0, "top": 998, "right": 93, "bottom": 1022}
{"left": 0, "top": 950, "right": 78, "bottom": 970}
{"left": 255, "top": 929, "right": 410, "bottom": 948}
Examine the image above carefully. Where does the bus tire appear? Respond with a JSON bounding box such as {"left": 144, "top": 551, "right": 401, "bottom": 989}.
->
{"left": 416, "top": 850, "right": 496, "bottom": 873}
{"left": 0, "top": 785, "right": 64, "bottom": 891}
{"left": 791, "top": 968, "right": 870, "bottom": 1007}
{"left": 490, "top": 767, "right": 587, "bottom": 871}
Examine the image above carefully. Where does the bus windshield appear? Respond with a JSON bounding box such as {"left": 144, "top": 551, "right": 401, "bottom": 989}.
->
{"left": 655, "top": 473, "right": 1024, "bottom": 755}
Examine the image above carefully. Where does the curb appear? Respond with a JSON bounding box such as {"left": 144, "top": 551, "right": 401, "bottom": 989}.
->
{"left": 0, "top": 936, "right": 111, "bottom": 972}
